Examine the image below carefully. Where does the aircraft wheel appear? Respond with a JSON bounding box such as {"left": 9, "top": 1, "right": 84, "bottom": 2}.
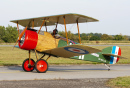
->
{"left": 35, "top": 59, "right": 48, "bottom": 73}
{"left": 22, "top": 58, "right": 35, "bottom": 72}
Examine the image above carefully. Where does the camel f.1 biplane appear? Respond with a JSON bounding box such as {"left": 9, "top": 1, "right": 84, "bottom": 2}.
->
{"left": 10, "top": 13, "right": 123, "bottom": 73}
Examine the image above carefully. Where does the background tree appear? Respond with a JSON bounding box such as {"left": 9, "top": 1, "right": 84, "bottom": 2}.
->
{"left": 90, "top": 36, "right": 100, "bottom": 41}
{"left": 2, "top": 25, "right": 18, "bottom": 43}
{"left": 87, "top": 33, "right": 93, "bottom": 41}
{"left": 0, "top": 26, "right": 5, "bottom": 39}
{"left": 109, "top": 35, "right": 114, "bottom": 40}
{"left": 58, "top": 31, "right": 79, "bottom": 42}
{"left": 114, "top": 35, "right": 124, "bottom": 40}
{"left": 101, "top": 34, "right": 111, "bottom": 40}
{"left": 94, "top": 33, "right": 102, "bottom": 38}
{"left": 123, "top": 35, "right": 129, "bottom": 40}
{"left": 81, "top": 33, "right": 87, "bottom": 40}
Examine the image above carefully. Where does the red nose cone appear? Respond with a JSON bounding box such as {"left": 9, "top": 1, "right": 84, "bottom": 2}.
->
{"left": 18, "top": 30, "right": 38, "bottom": 50}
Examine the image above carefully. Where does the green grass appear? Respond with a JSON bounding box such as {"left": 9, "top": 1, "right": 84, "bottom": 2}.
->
{"left": 0, "top": 47, "right": 98, "bottom": 66}
{"left": 0, "top": 43, "right": 15, "bottom": 45}
{"left": 0, "top": 45, "right": 130, "bottom": 66}
{"left": 107, "top": 76, "right": 130, "bottom": 88}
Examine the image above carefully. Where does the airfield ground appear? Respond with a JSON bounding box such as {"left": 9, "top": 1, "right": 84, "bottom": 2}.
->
{"left": 0, "top": 44, "right": 130, "bottom": 88}
{"left": 0, "top": 65, "right": 130, "bottom": 88}
{"left": 0, "top": 78, "right": 110, "bottom": 88}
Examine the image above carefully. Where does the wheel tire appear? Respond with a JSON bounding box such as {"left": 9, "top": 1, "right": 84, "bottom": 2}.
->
{"left": 35, "top": 59, "right": 48, "bottom": 73}
{"left": 22, "top": 58, "right": 35, "bottom": 72}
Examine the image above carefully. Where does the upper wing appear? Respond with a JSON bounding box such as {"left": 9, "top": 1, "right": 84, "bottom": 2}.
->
{"left": 10, "top": 13, "right": 98, "bottom": 27}
{"left": 38, "top": 45, "right": 101, "bottom": 58}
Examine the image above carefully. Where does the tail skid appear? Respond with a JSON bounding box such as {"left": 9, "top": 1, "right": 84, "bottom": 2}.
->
{"left": 104, "top": 64, "right": 110, "bottom": 71}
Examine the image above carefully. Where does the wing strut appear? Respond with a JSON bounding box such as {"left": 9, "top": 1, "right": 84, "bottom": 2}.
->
{"left": 55, "top": 17, "right": 59, "bottom": 29}
{"left": 76, "top": 20, "right": 81, "bottom": 44}
{"left": 63, "top": 16, "right": 68, "bottom": 45}
{"left": 38, "top": 19, "right": 45, "bottom": 34}
{"left": 32, "top": 19, "right": 34, "bottom": 29}
{"left": 29, "top": 50, "right": 31, "bottom": 65}
{"left": 45, "top": 22, "right": 47, "bottom": 32}
{"left": 17, "top": 22, "right": 20, "bottom": 36}
{"left": 35, "top": 49, "right": 38, "bottom": 60}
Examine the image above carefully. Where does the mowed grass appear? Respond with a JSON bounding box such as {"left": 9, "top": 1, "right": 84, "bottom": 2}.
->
{"left": 0, "top": 45, "right": 130, "bottom": 66}
{"left": 107, "top": 76, "right": 130, "bottom": 88}
{"left": 0, "top": 47, "right": 97, "bottom": 66}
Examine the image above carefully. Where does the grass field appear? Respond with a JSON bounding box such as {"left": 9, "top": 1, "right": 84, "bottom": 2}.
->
{"left": 0, "top": 45, "right": 130, "bottom": 66}
{"left": 107, "top": 76, "right": 130, "bottom": 88}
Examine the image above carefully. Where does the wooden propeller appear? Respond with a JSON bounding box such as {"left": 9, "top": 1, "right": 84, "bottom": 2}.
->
{"left": 13, "top": 27, "right": 27, "bottom": 49}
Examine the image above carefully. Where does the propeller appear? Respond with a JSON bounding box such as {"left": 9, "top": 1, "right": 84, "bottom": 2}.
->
{"left": 13, "top": 27, "right": 27, "bottom": 49}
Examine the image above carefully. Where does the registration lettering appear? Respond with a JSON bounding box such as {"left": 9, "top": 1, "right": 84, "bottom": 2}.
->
{"left": 98, "top": 58, "right": 106, "bottom": 62}
{"left": 79, "top": 55, "right": 84, "bottom": 60}
{"left": 91, "top": 53, "right": 99, "bottom": 57}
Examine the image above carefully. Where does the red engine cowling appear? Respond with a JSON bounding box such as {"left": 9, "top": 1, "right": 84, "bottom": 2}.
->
{"left": 18, "top": 30, "right": 38, "bottom": 50}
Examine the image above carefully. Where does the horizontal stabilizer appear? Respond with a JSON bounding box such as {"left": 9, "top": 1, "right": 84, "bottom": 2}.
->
{"left": 102, "top": 53, "right": 127, "bottom": 59}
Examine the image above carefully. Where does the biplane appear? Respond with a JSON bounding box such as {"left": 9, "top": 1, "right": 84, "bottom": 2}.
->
{"left": 10, "top": 13, "right": 122, "bottom": 73}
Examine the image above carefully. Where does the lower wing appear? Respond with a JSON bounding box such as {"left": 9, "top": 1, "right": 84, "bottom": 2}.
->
{"left": 38, "top": 45, "right": 101, "bottom": 58}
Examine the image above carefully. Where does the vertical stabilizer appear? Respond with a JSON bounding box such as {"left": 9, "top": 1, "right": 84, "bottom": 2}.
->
{"left": 102, "top": 46, "right": 121, "bottom": 64}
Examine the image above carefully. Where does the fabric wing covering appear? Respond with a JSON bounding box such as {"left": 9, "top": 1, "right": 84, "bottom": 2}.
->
{"left": 40, "top": 45, "right": 101, "bottom": 58}
{"left": 10, "top": 13, "right": 98, "bottom": 27}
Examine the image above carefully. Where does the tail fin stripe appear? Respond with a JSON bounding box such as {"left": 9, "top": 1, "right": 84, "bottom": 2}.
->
{"left": 110, "top": 46, "right": 116, "bottom": 64}
{"left": 112, "top": 46, "right": 116, "bottom": 54}
{"left": 110, "top": 46, "right": 120, "bottom": 64}
{"left": 110, "top": 56, "right": 114, "bottom": 64}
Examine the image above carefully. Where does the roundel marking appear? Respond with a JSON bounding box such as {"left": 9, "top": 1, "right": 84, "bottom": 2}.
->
{"left": 64, "top": 47, "right": 89, "bottom": 54}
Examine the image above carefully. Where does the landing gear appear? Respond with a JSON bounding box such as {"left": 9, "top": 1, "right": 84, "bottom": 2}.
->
{"left": 35, "top": 59, "right": 48, "bottom": 73}
{"left": 22, "top": 58, "right": 35, "bottom": 72}
{"left": 104, "top": 64, "right": 110, "bottom": 71}
{"left": 22, "top": 50, "right": 50, "bottom": 73}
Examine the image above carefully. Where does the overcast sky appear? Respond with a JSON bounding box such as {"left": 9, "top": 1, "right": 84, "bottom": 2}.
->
{"left": 0, "top": 0, "right": 130, "bottom": 35}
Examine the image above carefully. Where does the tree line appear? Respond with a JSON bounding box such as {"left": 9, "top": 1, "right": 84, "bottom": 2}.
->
{"left": 59, "top": 31, "right": 130, "bottom": 42}
{"left": 0, "top": 25, "right": 18, "bottom": 43}
{"left": 0, "top": 25, "right": 129, "bottom": 43}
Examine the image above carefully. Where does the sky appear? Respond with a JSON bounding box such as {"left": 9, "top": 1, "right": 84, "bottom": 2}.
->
{"left": 0, "top": 0, "right": 130, "bottom": 35}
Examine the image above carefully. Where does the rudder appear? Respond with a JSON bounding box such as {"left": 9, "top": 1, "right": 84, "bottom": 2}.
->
{"left": 102, "top": 46, "right": 121, "bottom": 64}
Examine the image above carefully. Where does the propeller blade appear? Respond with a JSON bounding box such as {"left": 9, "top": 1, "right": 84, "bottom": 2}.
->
{"left": 12, "top": 40, "right": 18, "bottom": 50}
{"left": 12, "top": 26, "right": 27, "bottom": 50}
